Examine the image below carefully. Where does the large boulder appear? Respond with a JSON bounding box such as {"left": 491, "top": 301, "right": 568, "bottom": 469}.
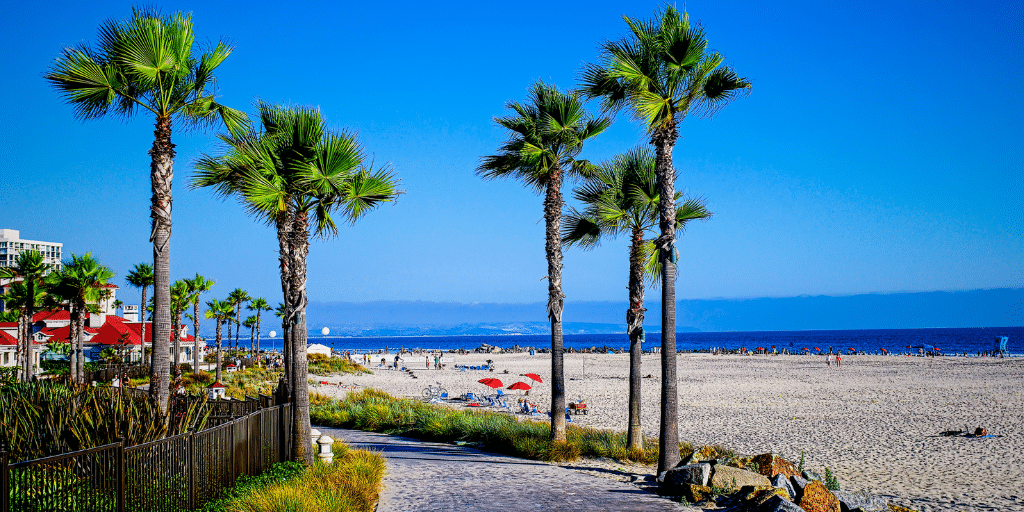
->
{"left": 682, "top": 484, "right": 713, "bottom": 503}
{"left": 798, "top": 480, "right": 841, "bottom": 512}
{"left": 685, "top": 445, "right": 720, "bottom": 464}
{"left": 659, "top": 463, "right": 711, "bottom": 495}
{"left": 790, "top": 475, "right": 809, "bottom": 501}
{"left": 752, "top": 452, "right": 800, "bottom": 477}
{"left": 709, "top": 465, "right": 771, "bottom": 492}
{"left": 833, "top": 491, "right": 888, "bottom": 512}
{"left": 757, "top": 495, "right": 805, "bottom": 512}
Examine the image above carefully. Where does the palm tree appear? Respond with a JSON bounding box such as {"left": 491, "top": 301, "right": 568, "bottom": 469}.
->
{"left": 563, "top": 147, "right": 711, "bottom": 452}
{"left": 248, "top": 297, "right": 272, "bottom": 363}
{"left": 169, "top": 279, "right": 190, "bottom": 368}
{"left": 51, "top": 254, "right": 115, "bottom": 383}
{"left": 477, "top": 81, "right": 610, "bottom": 442}
{"left": 185, "top": 274, "right": 215, "bottom": 373}
{"left": 0, "top": 251, "right": 50, "bottom": 381}
{"left": 243, "top": 316, "right": 257, "bottom": 351}
{"left": 45, "top": 8, "right": 246, "bottom": 415}
{"left": 125, "top": 263, "right": 154, "bottom": 365}
{"left": 0, "top": 280, "right": 46, "bottom": 381}
{"left": 580, "top": 6, "right": 750, "bottom": 472}
{"left": 194, "top": 102, "right": 402, "bottom": 464}
{"left": 204, "top": 298, "right": 234, "bottom": 383}
{"left": 227, "top": 289, "right": 250, "bottom": 352}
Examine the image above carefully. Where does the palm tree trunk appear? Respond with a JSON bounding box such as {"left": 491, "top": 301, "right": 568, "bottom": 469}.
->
{"left": 23, "top": 281, "right": 35, "bottom": 381}
{"left": 255, "top": 310, "right": 262, "bottom": 366}
{"left": 17, "top": 312, "right": 27, "bottom": 382}
{"left": 288, "top": 212, "right": 313, "bottom": 464}
{"left": 227, "top": 310, "right": 233, "bottom": 352}
{"left": 140, "top": 286, "right": 148, "bottom": 366}
{"left": 68, "top": 310, "right": 78, "bottom": 383}
{"left": 235, "top": 305, "right": 241, "bottom": 353}
{"left": 172, "top": 311, "right": 181, "bottom": 369}
{"left": 275, "top": 213, "right": 294, "bottom": 393}
{"left": 652, "top": 126, "right": 680, "bottom": 474}
{"left": 193, "top": 302, "right": 201, "bottom": 374}
{"left": 626, "top": 226, "right": 646, "bottom": 453}
{"left": 544, "top": 168, "right": 567, "bottom": 443}
{"left": 76, "top": 309, "right": 86, "bottom": 384}
{"left": 149, "top": 115, "right": 175, "bottom": 416}
{"left": 215, "top": 320, "right": 223, "bottom": 382}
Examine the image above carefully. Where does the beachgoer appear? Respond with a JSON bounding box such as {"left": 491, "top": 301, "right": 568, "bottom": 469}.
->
{"left": 836, "top": 353, "right": 842, "bottom": 367}
{"left": 425, "top": 355, "right": 431, "bottom": 370}
{"left": 434, "top": 354, "right": 440, "bottom": 369}
{"left": 826, "top": 353, "right": 832, "bottom": 366}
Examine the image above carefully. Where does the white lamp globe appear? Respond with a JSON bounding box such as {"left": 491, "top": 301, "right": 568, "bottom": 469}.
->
{"left": 321, "top": 327, "right": 330, "bottom": 336}
{"left": 269, "top": 330, "right": 277, "bottom": 338}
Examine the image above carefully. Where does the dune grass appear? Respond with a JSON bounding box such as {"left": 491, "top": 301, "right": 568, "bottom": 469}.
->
{"left": 308, "top": 353, "right": 372, "bottom": 376}
{"left": 311, "top": 389, "right": 669, "bottom": 464}
{"left": 199, "top": 441, "right": 385, "bottom": 512}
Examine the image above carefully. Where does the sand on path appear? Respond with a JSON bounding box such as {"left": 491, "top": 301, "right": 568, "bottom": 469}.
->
{"left": 314, "top": 352, "right": 1024, "bottom": 512}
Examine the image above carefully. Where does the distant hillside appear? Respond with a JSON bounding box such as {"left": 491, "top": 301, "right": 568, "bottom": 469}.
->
{"left": 300, "top": 288, "right": 1022, "bottom": 335}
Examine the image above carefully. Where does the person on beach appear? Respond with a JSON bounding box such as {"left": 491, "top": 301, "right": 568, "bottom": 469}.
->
{"left": 826, "top": 353, "right": 832, "bottom": 366}
{"left": 836, "top": 353, "right": 842, "bottom": 367}
{"left": 425, "top": 355, "right": 431, "bottom": 370}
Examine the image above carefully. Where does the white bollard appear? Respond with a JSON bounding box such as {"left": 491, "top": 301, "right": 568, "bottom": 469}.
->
{"left": 317, "top": 434, "right": 334, "bottom": 464}
{"left": 309, "top": 428, "right": 321, "bottom": 447}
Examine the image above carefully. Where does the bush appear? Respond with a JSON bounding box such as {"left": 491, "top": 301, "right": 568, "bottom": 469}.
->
{"left": 198, "top": 442, "right": 384, "bottom": 512}
{"left": 310, "top": 389, "right": 660, "bottom": 464}
{"left": 307, "top": 355, "right": 370, "bottom": 377}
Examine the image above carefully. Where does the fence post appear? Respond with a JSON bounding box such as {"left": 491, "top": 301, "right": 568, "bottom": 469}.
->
{"left": 230, "top": 421, "right": 236, "bottom": 481}
{"left": 188, "top": 432, "right": 196, "bottom": 511}
{"left": 116, "top": 440, "right": 125, "bottom": 512}
{"left": 1, "top": 447, "right": 9, "bottom": 512}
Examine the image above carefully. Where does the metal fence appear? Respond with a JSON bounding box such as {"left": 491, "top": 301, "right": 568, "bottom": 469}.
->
{"left": 0, "top": 402, "right": 294, "bottom": 512}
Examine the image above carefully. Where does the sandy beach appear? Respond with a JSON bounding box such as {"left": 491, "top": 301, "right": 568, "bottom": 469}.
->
{"left": 313, "top": 352, "right": 1024, "bottom": 512}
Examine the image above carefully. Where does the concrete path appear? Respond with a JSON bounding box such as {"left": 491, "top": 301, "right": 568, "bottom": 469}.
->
{"left": 319, "top": 427, "right": 694, "bottom": 512}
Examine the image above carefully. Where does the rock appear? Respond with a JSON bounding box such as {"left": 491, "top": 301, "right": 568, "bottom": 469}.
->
{"left": 752, "top": 452, "right": 800, "bottom": 477}
{"left": 739, "top": 485, "right": 774, "bottom": 502}
{"left": 685, "top": 445, "right": 719, "bottom": 464}
{"left": 790, "top": 475, "right": 808, "bottom": 502}
{"left": 773, "top": 474, "right": 796, "bottom": 501}
{"left": 833, "top": 491, "right": 888, "bottom": 512}
{"left": 887, "top": 505, "right": 919, "bottom": 512}
{"left": 803, "top": 470, "right": 823, "bottom": 482}
{"left": 798, "top": 480, "right": 840, "bottom": 512}
{"left": 666, "top": 463, "right": 712, "bottom": 486}
{"left": 709, "top": 465, "right": 771, "bottom": 492}
{"left": 682, "top": 484, "right": 712, "bottom": 503}
{"left": 742, "top": 485, "right": 789, "bottom": 505}
{"left": 757, "top": 495, "right": 805, "bottom": 512}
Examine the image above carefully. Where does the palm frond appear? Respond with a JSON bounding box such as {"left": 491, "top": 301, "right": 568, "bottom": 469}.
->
{"left": 561, "top": 208, "right": 604, "bottom": 250}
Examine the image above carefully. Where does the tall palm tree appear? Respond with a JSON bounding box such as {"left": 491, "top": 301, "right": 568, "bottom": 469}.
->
{"left": 169, "top": 279, "right": 190, "bottom": 368}
{"left": 194, "top": 102, "right": 402, "bottom": 464}
{"left": 125, "top": 263, "right": 154, "bottom": 365}
{"left": 248, "top": 297, "right": 272, "bottom": 362}
{"left": 227, "top": 288, "right": 250, "bottom": 352}
{"left": 0, "top": 280, "right": 46, "bottom": 381}
{"left": 0, "top": 251, "right": 50, "bottom": 381}
{"left": 580, "top": 6, "right": 750, "bottom": 472}
{"left": 243, "top": 316, "right": 257, "bottom": 351}
{"left": 185, "top": 274, "right": 215, "bottom": 373}
{"left": 51, "top": 254, "right": 115, "bottom": 383}
{"left": 563, "top": 147, "right": 711, "bottom": 452}
{"left": 204, "top": 298, "right": 234, "bottom": 383}
{"left": 477, "top": 81, "right": 610, "bottom": 442}
{"left": 45, "top": 8, "right": 246, "bottom": 415}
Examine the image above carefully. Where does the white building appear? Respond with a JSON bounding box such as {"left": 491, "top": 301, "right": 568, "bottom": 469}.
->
{"left": 0, "top": 229, "right": 63, "bottom": 270}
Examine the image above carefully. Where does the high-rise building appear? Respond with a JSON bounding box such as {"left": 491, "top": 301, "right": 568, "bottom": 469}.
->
{"left": 0, "top": 229, "right": 63, "bottom": 270}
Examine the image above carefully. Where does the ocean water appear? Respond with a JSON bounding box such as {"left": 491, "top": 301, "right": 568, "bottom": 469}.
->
{"left": 253, "top": 326, "right": 1023, "bottom": 356}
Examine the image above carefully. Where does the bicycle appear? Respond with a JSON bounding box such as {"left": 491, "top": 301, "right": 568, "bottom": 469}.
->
{"left": 422, "top": 382, "right": 448, "bottom": 400}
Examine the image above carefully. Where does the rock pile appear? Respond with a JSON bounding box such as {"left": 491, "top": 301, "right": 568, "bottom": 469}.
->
{"left": 658, "top": 447, "right": 911, "bottom": 512}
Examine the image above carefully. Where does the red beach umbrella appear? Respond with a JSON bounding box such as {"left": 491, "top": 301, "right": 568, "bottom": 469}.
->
{"left": 801, "top": 347, "right": 810, "bottom": 351}
{"left": 814, "top": 347, "right": 822, "bottom": 352}
{"left": 478, "top": 378, "right": 503, "bottom": 388}
{"left": 507, "top": 382, "right": 532, "bottom": 391}
{"left": 523, "top": 373, "right": 543, "bottom": 383}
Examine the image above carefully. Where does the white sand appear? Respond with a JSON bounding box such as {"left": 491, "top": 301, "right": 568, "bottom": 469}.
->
{"left": 314, "top": 352, "right": 1024, "bottom": 511}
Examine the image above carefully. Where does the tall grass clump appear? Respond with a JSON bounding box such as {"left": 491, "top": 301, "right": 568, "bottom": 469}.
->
{"left": 200, "top": 441, "right": 384, "bottom": 512}
{"left": 308, "top": 353, "right": 371, "bottom": 376}
{"left": 310, "top": 389, "right": 660, "bottom": 464}
{"left": 0, "top": 380, "right": 208, "bottom": 462}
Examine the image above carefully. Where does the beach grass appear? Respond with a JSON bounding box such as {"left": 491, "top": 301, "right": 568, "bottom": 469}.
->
{"left": 308, "top": 353, "right": 372, "bottom": 376}
{"left": 198, "top": 441, "right": 385, "bottom": 512}
{"left": 310, "top": 388, "right": 666, "bottom": 464}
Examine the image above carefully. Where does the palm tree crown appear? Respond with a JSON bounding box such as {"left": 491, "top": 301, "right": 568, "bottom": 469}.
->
{"left": 185, "top": 274, "right": 215, "bottom": 373}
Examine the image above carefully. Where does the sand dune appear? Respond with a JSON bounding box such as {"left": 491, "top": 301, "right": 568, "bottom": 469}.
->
{"left": 313, "top": 352, "right": 1024, "bottom": 512}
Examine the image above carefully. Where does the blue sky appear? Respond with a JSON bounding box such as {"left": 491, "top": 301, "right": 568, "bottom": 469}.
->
{"left": 1, "top": 0, "right": 1021, "bottom": 311}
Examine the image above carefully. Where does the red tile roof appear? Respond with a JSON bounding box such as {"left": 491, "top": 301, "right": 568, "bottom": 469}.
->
{"left": 0, "top": 330, "right": 16, "bottom": 346}
{"left": 33, "top": 310, "right": 71, "bottom": 322}
{"left": 0, "top": 322, "right": 17, "bottom": 329}
{"left": 118, "top": 318, "right": 195, "bottom": 344}
{"left": 91, "top": 315, "right": 140, "bottom": 346}
{"left": 44, "top": 325, "right": 99, "bottom": 342}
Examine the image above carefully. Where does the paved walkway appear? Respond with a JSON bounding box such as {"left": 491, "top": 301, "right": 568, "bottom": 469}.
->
{"left": 319, "top": 427, "right": 694, "bottom": 512}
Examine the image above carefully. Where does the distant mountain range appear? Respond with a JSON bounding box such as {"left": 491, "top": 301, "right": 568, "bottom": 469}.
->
{"left": 298, "top": 288, "right": 1022, "bottom": 336}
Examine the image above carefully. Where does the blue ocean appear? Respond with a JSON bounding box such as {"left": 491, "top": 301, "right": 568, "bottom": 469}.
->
{"left": 255, "top": 326, "right": 1022, "bottom": 356}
